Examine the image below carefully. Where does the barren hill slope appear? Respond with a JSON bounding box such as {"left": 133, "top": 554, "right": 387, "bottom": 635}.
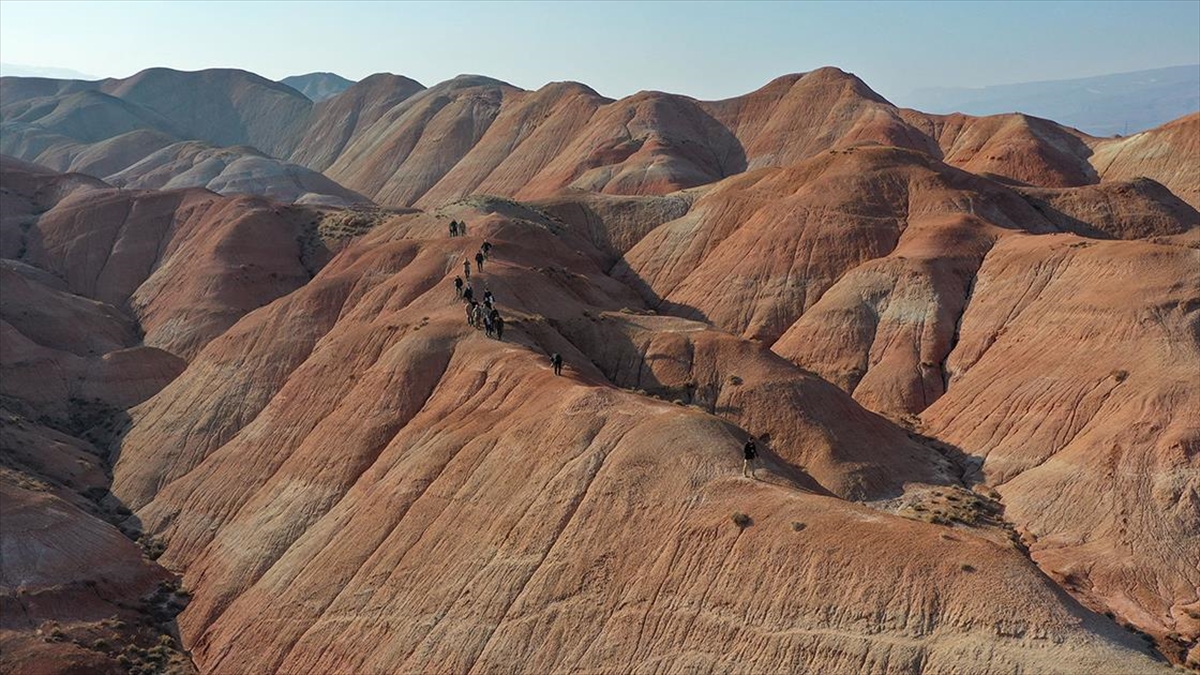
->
{"left": 288, "top": 73, "right": 426, "bottom": 172}
{"left": 1, "top": 156, "right": 336, "bottom": 360}
{"left": 5, "top": 67, "right": 1197, "bottom": 214}
{"left": 315, "top": 67, "right": 1198, "bottom": 209}
{"left": 108, "top": 141, "right": 370, "bottom": 207}
{"left": 0, "top": 159, "right": 395, "bottom": 674}
{"left": 108, "top": 201, "right": 1171, "bottom": 675}
{"left": 1, "top": 68, "right": 312, "bottom": 157}
{"left": 2, "top": 64, "right": 1198, "bottom": 675}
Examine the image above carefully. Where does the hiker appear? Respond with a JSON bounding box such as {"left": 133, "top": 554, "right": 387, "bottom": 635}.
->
{"left": 462, "top": 286, "right": 474, "bottom": 304}
{"left": 484, "top": 314, "right": 495, "bottom": 338}
{"left": 551, "top": 352, "right": 563, "bottom": 376}
{"left": 472, "top": 302, "right": 485, "bottom": 329}
{"left": 742, "top": 438, "right": 758, "bottom": 479}
{"left": 453, "top": 276, "right": 464, "bottom": 298}
{"left": 475, "top": 251, "right": 485, "bottom": 272}
{"left": 494, "top": 314, "right": 504, "bottom": 341}
{"left": 466, "top": 300, "right": 477, "bottom": 326}
{"left": 463, "top": 259, "right": 471, "bottom": 281}
{"left": 481, "top": 240, "right": 492, "bottom": 258}
{"left": 459, "top": 220, "right": 468, "bottom": 236}
{"left": 449, "top": 220, "right": 457, "bottom": 237}
{"left": 483, "top": 289, "right": 494, "bottom": 307}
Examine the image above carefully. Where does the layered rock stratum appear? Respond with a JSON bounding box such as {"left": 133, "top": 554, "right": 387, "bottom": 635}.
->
{"left": 1, "top": 66, "right": 1197, "bottom": 674}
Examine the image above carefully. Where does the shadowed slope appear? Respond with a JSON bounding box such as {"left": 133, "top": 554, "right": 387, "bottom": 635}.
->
{"left": 919, "top": 234, "right": 1200, "bottom": 661}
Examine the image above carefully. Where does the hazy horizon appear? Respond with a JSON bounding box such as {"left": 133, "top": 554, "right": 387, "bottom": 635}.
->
{"left": 1, "top": 0, "right": 1197, "bottom": 103}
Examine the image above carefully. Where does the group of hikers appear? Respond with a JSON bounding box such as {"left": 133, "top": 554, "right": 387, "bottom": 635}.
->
{"left": 447, "top": 217, "right": 767, "bottom": 479}
{"left": 455, "top": 276, "right": 506, "bottom": 340}
{"left": 460, "top": 241, "right": 492, "bottom": 281}
{"left": 449, "top": 221, "right": 562, "bottom": 375}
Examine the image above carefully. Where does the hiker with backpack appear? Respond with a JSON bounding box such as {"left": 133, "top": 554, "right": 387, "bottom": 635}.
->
{"left": 484, "top": 313, "right": 495, "bottom": 338}
{"left": 551, "top": 352, "right": 563, "bottom": 376}
{"left": 466, "top": 300, "right": 478, "bottom": 327}
{"left": 462, "top": 286, "right": 474, "bottom": 304}
{"left": 742, "top": 438, "right": 758, "bottom": 479}
{"left": 453, "top": 276, "right": 464, "bottom": 298}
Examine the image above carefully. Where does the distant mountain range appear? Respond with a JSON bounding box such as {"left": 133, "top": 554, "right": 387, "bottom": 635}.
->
{"left": 4, "top": 65, "right": 1196, "bottom": 211}
{"left": 280, "top": 72, "right": 356, "bottom": 101}
{"left": 0, "top": 62, "right": 97, "bottom": 79}
{"left": 903, "top": 64, "right": 1200, "bottom": 136}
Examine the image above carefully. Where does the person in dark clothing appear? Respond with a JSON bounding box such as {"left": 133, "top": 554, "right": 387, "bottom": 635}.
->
{"left": 489, "top": 308, "right": 500, "bottom": 322}
{"left": 459, "top": 220, "right": 468, "bottom": 236}
{"left": 551, "top": 352, "right": 563, "bottom": 376}
{"left": 449, "top": 220, "right": 457, "bottom": 237}
{"left": 475, "top": 251, "right": 485, "bottom": 272}
{"left": 481, "top": 240, "right": 492, "bottom": 258}
{"left": 466, "top": 300, "right": 477, "bottom": 326}
{"left": 742, "top": 438, "right": 758, "bottom": 479}
{"left": 484, "top": 314, "right": 495, "bottom": 338}
{"left": 494, "top": 315, "right": 504, "bottom": 341}
{"left": 483, "top": 289, "right": 494, "bottom": 306}
{"left": 463, "top": 260, "right": 471, "bottom": 280}
{"left": 462, "top": 286, "right": 474, "bottom": 303}
{"left": 453, "top": 276, "right": 464, "bottom": 298}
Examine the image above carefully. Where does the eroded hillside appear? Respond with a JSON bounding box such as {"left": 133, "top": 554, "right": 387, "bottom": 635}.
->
{"left": 1, "top": 65, "right": 1197, "bottom": 675}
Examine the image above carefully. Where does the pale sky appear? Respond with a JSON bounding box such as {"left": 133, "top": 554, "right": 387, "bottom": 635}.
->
{"left": 1, "top": 0, "right": 1197, "bottom": 103}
